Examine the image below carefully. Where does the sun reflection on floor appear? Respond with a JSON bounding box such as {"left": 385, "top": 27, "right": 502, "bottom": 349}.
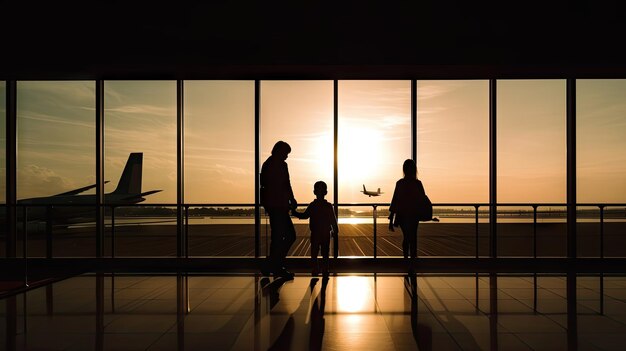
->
{"left": 336, "top": 276, "right": 372, "bottom": 313}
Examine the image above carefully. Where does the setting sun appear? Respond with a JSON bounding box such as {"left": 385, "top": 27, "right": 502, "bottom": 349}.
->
{"left": 339, "top": 124, "right": 384, "bottom": 186}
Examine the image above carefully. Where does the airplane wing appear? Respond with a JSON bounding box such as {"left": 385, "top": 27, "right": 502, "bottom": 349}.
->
{"left": 119, "top": 190, "right": 162, "bottom": 202}
{"left": 53, "top": 181, "right": 109, "bottom": 196}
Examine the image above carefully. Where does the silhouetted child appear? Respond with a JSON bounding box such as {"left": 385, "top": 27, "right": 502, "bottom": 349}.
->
{"left": 292, "top": 181, "right": 339, "bottom": 276}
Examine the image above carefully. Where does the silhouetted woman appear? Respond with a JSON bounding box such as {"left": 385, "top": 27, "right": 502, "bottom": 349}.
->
{"left": 388, "top": 159, "right": 426, "bottom": 259}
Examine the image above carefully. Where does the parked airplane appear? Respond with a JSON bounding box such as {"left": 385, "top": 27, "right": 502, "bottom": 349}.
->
{"left": 361, "top": 185, "right": 383, "bottom": 197}
{"left": 16, "top": 152, "right": 161, "bottom": 227}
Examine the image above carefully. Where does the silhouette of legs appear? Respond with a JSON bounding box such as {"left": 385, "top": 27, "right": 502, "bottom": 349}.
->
{"left": 320, "top": 240, "right": 330, "bottom": 276}
{"left": 400, "top": 221, "right": 418, "bottom": 259}
{"left": 310, "top": 239, "right": 330, "bottom": 276}
{"left": 311, "top": 240, "right": 320, "bottom": 276}
{"left": 268, "top": 209, "right": 296, "bottom": 278}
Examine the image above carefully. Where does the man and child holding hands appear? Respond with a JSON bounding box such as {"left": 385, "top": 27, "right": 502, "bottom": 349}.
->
{"left": 261, "top": 141, "right": 431, "bottom": 279}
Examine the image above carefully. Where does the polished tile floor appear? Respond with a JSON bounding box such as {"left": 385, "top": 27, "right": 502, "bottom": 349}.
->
{"left": 2, "top": 273, "right": 626, "bottom": 350}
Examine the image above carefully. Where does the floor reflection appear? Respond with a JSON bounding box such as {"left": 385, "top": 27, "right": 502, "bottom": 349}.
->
{"left": 3, "top": 273, "right": 626, "bottom": 350}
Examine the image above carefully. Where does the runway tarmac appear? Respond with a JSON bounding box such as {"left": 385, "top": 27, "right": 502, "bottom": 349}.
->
{"left": 5, "top": 222, "right": 624, "bottom": 258}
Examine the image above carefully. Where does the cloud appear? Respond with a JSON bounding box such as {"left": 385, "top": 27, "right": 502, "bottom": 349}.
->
{"left": 417, "top": 83, "right": 459, "bottom": 100}
{"left": 105, "top": 105, "right": 176, "bottom": 118}
{"left": 380, "top": 115, "right": 410, "bottom": 128}
{"left": 18, "top": 111, "right": 95, "bottom": 129}
{"left": 17, "top": 164, "right": 77, "bottom": 199}
{"left": 19, "top": 81, "right": 95, "bottom": 103}
{"left": 187, "top": 162, "right": 252, "bottom": 176}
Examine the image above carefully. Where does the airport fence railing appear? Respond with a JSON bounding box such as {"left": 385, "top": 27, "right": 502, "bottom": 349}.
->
{"left": 2, "top": 202, "right": 625, "bottom": 259}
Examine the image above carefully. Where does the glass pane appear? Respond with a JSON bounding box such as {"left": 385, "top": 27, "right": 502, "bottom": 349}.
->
{"left": 184, "top": 81, "right": 254, "bottom": 204}
{"left": 497, "top": 80, "right": 566, "bottom": 203}
{"left": 497, "top": 206, "right": 534, "bottom": 257}
{"left": 260, "top": 81, "right": 334, "bottom": 203}
{"left": 0, "top": 82, "right": 4, "bottom": 257}
{"left": 260, "top": 81, "right": 334, "bottom": 258}
{"left": 577, "top": 205, "right": 600, "bottom": 258}
{"left": 339, "top": 80, "right": 411, "bottom": 204}
{"left": 577, "top": 79, "right": 626, "bottom": 203}
{"left": 0, "top": 81, "right": 5, "bottom": 205}
{"left": 427, "top": 205, "right": 487, "bottom": 257}
{"left": 337, "top": 205, "right": 374, "bottom": 257}
{"left": 416, "top": 80, "right": 489, "bottom": 203}
{"left": 496, "top": 205, "right": 566, "bottom": 258}
{"left": 109, "top": 206, "right": 177, "bottom": 257}
{"left": 104, "top": 81, "right": 177, "bottom": 257}
{"left": 188, "top": 206, "right": 255, "bottom": 257}
{"left": 536, "top": 205, "right": 566, "bottom": 257}
{"left": 605, "top": 206, "right": 626, "bottom": 257}
{"left": 16, "top": 81, "right": 96, "bottom": 258}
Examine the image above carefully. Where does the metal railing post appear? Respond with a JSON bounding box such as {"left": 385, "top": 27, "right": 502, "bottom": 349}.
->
{"left": 533, "top": 204, "right": 538, "bottom": 313}
{"left": 533, "top": 205, "right": 538, "bottom": 258}
{"left": 475, "top": 205, "right": 479, "bottom": 258}
{"left": 23, "top": 206, "right": 28, "bottom": 287}
{"left": 599, "top": 205, "right": 604, "bottom": 259}
{"left": 111, "top": 206, "right": 115, "bottom": 258}
{"left": 46, "top": 205, "right": 53, "bottom": 258}
{"left": 185, "top": 205, "right": 189, "bottom": 258}
{"left": 373, "top": 205, "right": 377, "bottom": 258}
{"left": 600, "top": 204, "right": 605, "bottom": 315}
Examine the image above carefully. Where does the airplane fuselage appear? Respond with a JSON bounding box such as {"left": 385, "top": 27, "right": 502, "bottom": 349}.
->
{"left": 16, "top": 194, "right": 147, "bottom": 225}
{"left": 18, "top": 194, "right": 146, "bottom": 206}
{"left": 361, "top": 184, "right": 383, "bottom": 197}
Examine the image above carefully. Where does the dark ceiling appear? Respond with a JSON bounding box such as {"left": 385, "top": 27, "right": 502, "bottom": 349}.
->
{"left": 2, "top": 1, "right": 626, "bottom": 79}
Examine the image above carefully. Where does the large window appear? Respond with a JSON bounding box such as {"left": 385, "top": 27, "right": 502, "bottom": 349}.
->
{"left": 0, "top": 81, "right": 5, "bottom": 258}
{"left": 577, "top": 79, "right": 626, "bottom": 203}
{"left": 337, "top": 81, "right": 411, "bottom": 257}
{"left": 577, "top": 79, "right": 626, "bottom": 257}
{"left": 17, "top": 81, "right": 96, "bottom": 257}
{"left": 338, "top": 80, "right": 411, "bottom": 204}
{"left": 17, "top": 82, "right": 96, "bottom": 200}
{"left": 184, "top": 81, "right": 255, "bottom": 204}
{"left": 416, "top": 80, "right": 489, "bottom": 203}
{"left": 497, "top": 80, "right": 566, "bottom": 203}
{"left": 0, "top": 81, "right": 5, "bottom": 204}
{"left": 260, "top": 81, "right": 334, "bottom": 257}
{"left": 415, "top": 80, "right": 490, "bottom": 256}
{"left": 497, "top": 80, "right": 567, "bottom": 257}
{"left": 260, "top": 81, "right": 334, "bottom": 202}
{"left": 104, "top": 81, "right": 177, "bottom": 204}
{"left": 3, "top": 78, "right": 625, "bottom": 260}
{"left": 104, "top": 81, "right": 177, "bottom": 257}
{"left": 184, "top": 81, "right": 255, "bottom": 256}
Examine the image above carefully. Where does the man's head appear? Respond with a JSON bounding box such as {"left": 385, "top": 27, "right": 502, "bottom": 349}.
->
{"left": 271, "top": 141, "right": 291, "bottom": 161}
{"left": 313, "top": 181, "right": 328, "bottom": 197}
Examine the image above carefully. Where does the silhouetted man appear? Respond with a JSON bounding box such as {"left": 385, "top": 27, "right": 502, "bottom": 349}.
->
{"left": 260, "top": 141, "right": 297, "bottom": 279}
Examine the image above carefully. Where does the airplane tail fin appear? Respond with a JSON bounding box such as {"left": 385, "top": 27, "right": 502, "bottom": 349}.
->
{"left": 363, "top": 184, "right": 366, "bottom": 192}
{"left": 112, "top": 153, "right": 143, "bottom": 195}
{"left": 378, "top": 188, "right": 381, "bottom": 194}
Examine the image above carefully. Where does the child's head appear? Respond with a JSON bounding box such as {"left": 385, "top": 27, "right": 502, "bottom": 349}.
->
{"left": 313, "top": 181, "right": 328, "bottom": 197}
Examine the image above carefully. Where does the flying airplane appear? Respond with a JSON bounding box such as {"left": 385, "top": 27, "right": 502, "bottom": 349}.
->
{"left": 361, "top": 185, "right": 383, "bottom": 197}
{"left": 15, "top": 152, "right": 162, "bottom": 228}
